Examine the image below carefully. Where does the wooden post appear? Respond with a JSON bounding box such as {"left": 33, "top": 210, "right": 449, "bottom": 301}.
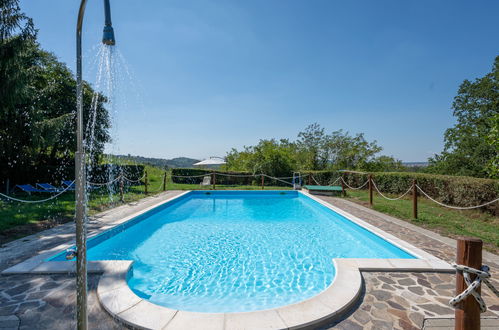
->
{"left": 144, "top": 170, "right": 148, "bottom": 194}
{"left": 5, "top": 178, "right": 9, "bottom": 195}
{"left": 308, "top": 174, "right": 311, "bottom": 185}
{"left": 368, "top": 174, "right": 373, "bottom": 206}
{"left": 119, "top": 176, "right": 124, "bottom": 202}
{"left": 212, "top": 172, "right": 216, "bottom": 190}
{"left": 341, "top": 175, "right": 346, "bottom": 197}
{"left": 455, "top": 237, "right": 482, "bottom": 330}
{"left": 163, "top": 171, "right": 167, "bottom": 191}
{"left": 412, "top": 179, "right": 417, "bottom": 219}
{"left": 261, "top": 175, "right": 264, "bottom": 190}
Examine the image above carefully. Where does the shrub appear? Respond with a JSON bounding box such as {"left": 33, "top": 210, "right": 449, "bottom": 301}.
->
{"left": 342, "top": 171, "right": 498, "bottom": 214}
{"left": 171, "top": 168, "right": 256, "bottom": 185}
{"left": 171, "top": 168, "right": 295, "bottom": 187}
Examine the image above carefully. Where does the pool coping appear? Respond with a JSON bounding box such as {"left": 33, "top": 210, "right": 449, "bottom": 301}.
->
{"left": 2, "top": 190, "right": 455, "bottom": 329}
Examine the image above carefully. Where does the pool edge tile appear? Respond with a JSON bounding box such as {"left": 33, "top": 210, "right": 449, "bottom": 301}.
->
{"left": 118, "top": 300, "right": 177, "bottom": 330}
{"left": 98, "top": 285, "right": 142, "bottom": 316}
{"left": 162, "top": 311, "right": 223, "bottom": 330}
{"left": 224, "top": 309, "right": 288, "bottom": 330}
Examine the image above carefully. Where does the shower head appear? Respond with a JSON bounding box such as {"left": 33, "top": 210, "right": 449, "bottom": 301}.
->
{"left": 102, "top": 25, "right": 115, "bottom": 45}
{"left": 102, "top": 0, "right": 115, "bottom": 45}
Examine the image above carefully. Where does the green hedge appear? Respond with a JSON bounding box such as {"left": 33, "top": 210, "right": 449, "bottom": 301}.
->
{"left": 171, "top": 168, "right": 294, "bottom": 186}
{"left": 88, "top": 164, "right": 145, "bottom": 185}
{"left": 301, "top": 170, "right": 342, "bottom": 185}
{"left": 171, "top": 168, "right": 257, "bottom": 185}
{"left": 5, "top": 164, "right": 144, "bottom": 188}
{"left": 310, "top": 170, "right": 498, "bottom": 214}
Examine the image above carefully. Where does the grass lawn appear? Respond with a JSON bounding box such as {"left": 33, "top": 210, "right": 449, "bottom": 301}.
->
{"left": 345, "top": 189, "right": 499, "bottom": 254}
{"left": 0, "top": 165, "right": 290, "bottom": 243}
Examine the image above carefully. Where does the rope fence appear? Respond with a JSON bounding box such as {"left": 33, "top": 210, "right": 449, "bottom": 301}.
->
{"left": 371, "top": 180, "right": 413, "bottom": 201}
{"left": 341, "top": 177, "right": 369, "bottom": 190}
{"left": 0, "top": 180, "right": 75, "bottom": 204}
{"left": 416, "top": 185, "right": 499, "bottom": 210}
{"left": 449, "top": 263, "right": 499, "bottom": 313}
{"left": 122, "top": 173, "right": 146, "bottom": 183}
{"left": 2, "top": 171, "right": 498, "bottom": 211}
{"left": 338, "top": 175, "right": 497, "bottom": 214}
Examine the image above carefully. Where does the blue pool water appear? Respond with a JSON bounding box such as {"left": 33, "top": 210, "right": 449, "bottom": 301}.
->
{"left": 51, "top": 191, "right": 414, "bottom": 312}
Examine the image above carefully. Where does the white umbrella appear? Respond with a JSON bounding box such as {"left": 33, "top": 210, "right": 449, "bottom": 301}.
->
{"left": 193, "top": 157, "right": 226, "bottom": 166}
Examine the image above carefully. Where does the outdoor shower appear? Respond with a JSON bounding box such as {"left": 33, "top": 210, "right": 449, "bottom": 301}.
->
{"left": 76, "top": 1, "right": 116, "bottom": 329}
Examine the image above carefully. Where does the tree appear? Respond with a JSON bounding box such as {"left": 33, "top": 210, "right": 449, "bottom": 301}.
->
{"left": 428, "top": 56, "right": 499, "bottom": 178}
{"left": 225, "top": 124, "right": 403, "bottom": 175}
{"left": 0, "top": 0, "right": 111, "bottom": 186}
{"left": 296, "top": 123, "right": 327, "bottom": 170}
{"left": 30, "top": 50, "right": 110, "bottom": 166}
{"left": 224, "top": 139, "right": 297, "bottom": 177}
{"left": 486, "top": 113, "right": 499, "bottom": 178}
{"left": 361, "top": 155, "right": 406, "bottom": 172}
{"left": 0, "top": 0, "right": 37, "bottom": 184}
{"left": 323, "top": 130, "right": 383, "bottom": 171}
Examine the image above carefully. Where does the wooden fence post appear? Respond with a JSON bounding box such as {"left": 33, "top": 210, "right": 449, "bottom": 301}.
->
{"left": 212, "top": 172, "right": 216, "bottom": 190}
{"left": 119, "top": 176, "right": 124, "bottom": 202}
{"left": 341, "top": 175, "right": 346, "bottom": 197}
{"left": 261, "top": 175, "right": 264, "bottom": 190}
{"left": 368, "top": 174, "right": 373, "bottom": 206}
{"left": 163, "top": 171, "right": 167, "bottom": 191}
{"left": 412, "top": 179, "right": 417, "bottom": 219}
{"left": 455, "top": 237, "right": 482, "bottom": 330}
{"left": 144, "top": 170, "right": 148, "bottom": 194}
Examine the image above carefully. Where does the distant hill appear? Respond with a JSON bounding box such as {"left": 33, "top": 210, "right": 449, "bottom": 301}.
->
{"left": 114, "top": 155, "right": 200, "bottom": 168}
{"left": 402, "top": 162, "right": 429, "bottom": 167}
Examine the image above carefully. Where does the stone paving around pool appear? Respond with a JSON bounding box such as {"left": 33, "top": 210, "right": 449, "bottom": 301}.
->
{"left": 0, "top": 192, "right": 498, "bottom": 329}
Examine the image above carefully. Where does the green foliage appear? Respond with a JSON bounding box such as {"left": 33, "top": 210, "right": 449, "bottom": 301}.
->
{"left": 341, "top": 171, "right": 499, "bottom": 214}
{"left": 224, "top": 123, "right": 404, "bottom": 174}
{"left": 224, "top": 139, "right": 298, "bottom": 177}
{"left": 323, "top": 129, "right": 384, "bottom": 171}
{"left": 486, "top": 113, "right": 499, "bottom": 178}
{"left": 0, "top": 1, "right": 110, "bottom": 186}
{"left": 171, "top": 168, "right": 257, "bottom": 185}
{"left": 428, "top": 56, "right": 499, "bottom": 178}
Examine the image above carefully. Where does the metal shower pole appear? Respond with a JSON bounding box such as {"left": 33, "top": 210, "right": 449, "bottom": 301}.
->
{"left": 76, "top": 1, "right": 115, "bottom": 329}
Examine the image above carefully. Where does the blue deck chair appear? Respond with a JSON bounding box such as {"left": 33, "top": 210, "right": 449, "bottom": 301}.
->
{"left": 15, "top": 184, "right": 47, "bottom": 194}
{"left": 62, "top": 180, "right": 76, "bottom": 190}
{"left": 36, "top": 183, "right": 64, "bottom": 192}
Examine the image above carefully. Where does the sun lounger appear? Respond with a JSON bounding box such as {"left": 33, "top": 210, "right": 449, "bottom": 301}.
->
{"left": 200, "top": 175, "right": 211, "bottom": 186}
{"left": 15, "top": 184, "right": 48, "bottom": 194}
{"left": 303, "top": 185, "right": 343, "bottom": 196}
{"left": 36, "top": 183, "right": 64, "bottom": 192}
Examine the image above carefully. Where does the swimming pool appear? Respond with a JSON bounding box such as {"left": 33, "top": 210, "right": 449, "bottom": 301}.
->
{"left": 51, "top": 190, "right": 414, "bottom": 313}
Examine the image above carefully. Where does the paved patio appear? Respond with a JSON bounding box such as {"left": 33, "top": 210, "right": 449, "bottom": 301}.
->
{"left": 1, "top": 192, "right": 498, "bottom": 329}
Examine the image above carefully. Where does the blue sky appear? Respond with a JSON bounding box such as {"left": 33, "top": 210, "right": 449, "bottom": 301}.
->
{"left": 21, "top": 0, "right": 499, "bottom": 161}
